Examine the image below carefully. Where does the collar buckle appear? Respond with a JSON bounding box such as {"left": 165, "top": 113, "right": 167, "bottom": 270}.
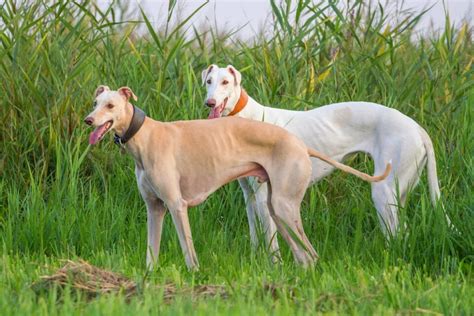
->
{"left": 114, "top": 134, "right": 123, "bottom": 147}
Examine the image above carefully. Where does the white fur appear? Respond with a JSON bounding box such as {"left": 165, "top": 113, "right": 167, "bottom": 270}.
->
{"left": 204, "top": 64, "right": 441, "bottom": 253}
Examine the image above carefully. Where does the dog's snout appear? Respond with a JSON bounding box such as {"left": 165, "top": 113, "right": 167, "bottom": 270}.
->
{"left": 206, "top": 98, "right": 216, "bottom": 108}
{"left": 84, "top": 117, "right": 94, "bottom": 126}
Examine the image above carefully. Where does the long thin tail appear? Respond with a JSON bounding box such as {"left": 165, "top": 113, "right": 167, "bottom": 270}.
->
{"left": 419, "top": 127, "right": 441, "bottom": 205}
{"left": 418, "top": 127, "right": 457, "bottom": 230}
{"left": 307, "top": 148, "right": 391, "bottom": 183}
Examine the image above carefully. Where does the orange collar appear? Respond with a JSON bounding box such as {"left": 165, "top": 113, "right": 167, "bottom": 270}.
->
{"left": 228, "top": 88, "right": 248, "bottom": 116}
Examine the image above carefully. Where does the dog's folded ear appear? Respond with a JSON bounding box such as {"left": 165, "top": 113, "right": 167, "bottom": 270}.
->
{"left": 118, "top": 86, "right": 138, "bottom": 102}
{"left": 201, "top": 64, "right": 217, "bottom": 85}
{"left": 227, "top": 65, "right": 241, "bottom": 86}
{"left": 95, "top": 85, "right": 110, "bottom": 97}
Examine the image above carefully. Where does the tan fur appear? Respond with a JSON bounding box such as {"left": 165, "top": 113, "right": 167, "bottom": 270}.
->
{"left": 85, "top": 87, "right": 391, "bottom": 270}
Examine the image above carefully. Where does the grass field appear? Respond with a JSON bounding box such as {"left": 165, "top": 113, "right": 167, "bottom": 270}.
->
{"left": 0, "top": 0, "right": 473, "bottom": 314}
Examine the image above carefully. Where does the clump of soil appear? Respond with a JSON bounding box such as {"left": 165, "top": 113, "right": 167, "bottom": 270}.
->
{"left": 31, "top": 260, "right": 227, "bottom": 302}
{"left": 31, "top": 260, "right": 137, "bottom": 300}
{"left": 158, "top": 282, "right": 228, "bottom": 303}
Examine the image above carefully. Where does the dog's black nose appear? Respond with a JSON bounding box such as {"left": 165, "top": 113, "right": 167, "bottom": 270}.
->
{"left": 206, "top": 98, "right": 216, "bottom": 108}
{"left": 84, "top": 117, "right": 94, "bottom": 126}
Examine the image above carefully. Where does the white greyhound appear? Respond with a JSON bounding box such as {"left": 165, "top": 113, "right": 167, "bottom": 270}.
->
{"left": 202, "top": 64, "right": 441, "bottom": 255}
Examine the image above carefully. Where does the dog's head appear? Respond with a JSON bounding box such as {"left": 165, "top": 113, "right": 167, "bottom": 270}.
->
{"left": 84, "top": 86, "right": 137, "bottom": 145}
{"left": 202, "top": 64, "right": 242, "bottom": 119}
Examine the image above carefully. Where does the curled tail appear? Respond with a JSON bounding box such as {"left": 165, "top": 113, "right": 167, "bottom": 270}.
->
{"left": 307, "top": 148, "right": 391, "bottom": 183}
{"left": 419, "top": 127, "right": 441, "bottom": 205}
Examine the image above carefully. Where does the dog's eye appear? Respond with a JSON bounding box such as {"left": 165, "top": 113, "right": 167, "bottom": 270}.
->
{"left": 222, "top": 80, "right": 229, "bottom": 85}
{"left": 107, "top": 103, "right": 114, "bottom": 109}
{"left": 92, "top": 101, "right": 97, "bottom": 108}
{"left": 206, "top": 79, "right": 212, "bottom": 84}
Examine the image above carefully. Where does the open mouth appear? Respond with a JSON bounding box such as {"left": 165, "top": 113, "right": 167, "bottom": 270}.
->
{"left": 89, "top": 120, "right": 113, "bottom": 145}
{"left": 208, "top": 97, "right": 228, "bottom": 119}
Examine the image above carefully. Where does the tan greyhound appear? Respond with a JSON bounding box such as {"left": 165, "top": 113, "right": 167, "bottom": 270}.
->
{"left": 84, "top": 86, "right": 391, "bottom": 270}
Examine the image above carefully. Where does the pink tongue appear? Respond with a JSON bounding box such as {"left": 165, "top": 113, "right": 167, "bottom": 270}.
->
{"left": 89, "top": 123, "right": 109, "bottom": 145}
{"left": 208, "top": 106, "right": 221, "bottom": 119}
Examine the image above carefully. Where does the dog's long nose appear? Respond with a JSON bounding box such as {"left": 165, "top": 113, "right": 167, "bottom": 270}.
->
{"left": 206, "top": 98, "right": 216, "bottom": 108}
{"left": 84, "top": 117, "right": 94, "bottom": 126}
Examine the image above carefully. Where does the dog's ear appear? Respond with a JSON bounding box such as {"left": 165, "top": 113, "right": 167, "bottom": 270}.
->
{"left": 94, "top": 85, "right": 110, "bottom": 97}
{"left": 201, "top": 64, "right": 217, "bottom": 85}
{"left": 227, "top": 65, "right": 241, "bottom": 86}
{"left": 118, "top": 86, "right": 138, "bottom": 102}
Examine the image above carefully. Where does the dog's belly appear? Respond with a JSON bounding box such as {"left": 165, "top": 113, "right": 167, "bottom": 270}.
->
{"left": 181, "top": 162, "right": 268, "bottom": 207}
{"left": 235, "top": 165, "right": 269, "bottom": 183}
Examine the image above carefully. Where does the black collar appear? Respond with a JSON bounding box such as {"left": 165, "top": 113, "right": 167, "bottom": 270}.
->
{"left": 114, "top": 105, "right": 146, "bottom": 146}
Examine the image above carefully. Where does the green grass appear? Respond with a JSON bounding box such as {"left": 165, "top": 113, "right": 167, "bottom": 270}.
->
{"left": 0, "top": 0, "right": 473, "bottom": 314}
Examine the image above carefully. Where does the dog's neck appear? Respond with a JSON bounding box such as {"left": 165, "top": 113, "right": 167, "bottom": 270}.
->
{"left": 228, "top": 87, "right": 266, "bottom": 122}
{"left": 120, "top": 116, "right": 153, "bottom": 168}
{"left": 114, "top": 102, "right": 135, "bottom": 137}
{"left": 112, "top": 103, "right": 151, "bottom": 165}
{"left": 227, "top": 88, "right": 248, "bottom": 116}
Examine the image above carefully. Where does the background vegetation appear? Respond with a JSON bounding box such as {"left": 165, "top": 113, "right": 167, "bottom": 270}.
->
{"left": 0, "top": 0, "right": 472, "bottom": 314}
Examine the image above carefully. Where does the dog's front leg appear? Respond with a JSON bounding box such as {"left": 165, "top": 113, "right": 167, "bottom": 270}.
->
{"left": 167, "top": 198, "right": 199, "bottom": 271}
{"left": 141, "top": 170, "right": 199, "bottom": 271}
{"left": 145, "top": 199, "right": 167, "bottom": 270}
{"left": 137, "top": 168, "right": 167, "bottom": 270}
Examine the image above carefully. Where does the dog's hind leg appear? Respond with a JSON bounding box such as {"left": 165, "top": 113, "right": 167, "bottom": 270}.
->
{"left": 371, "top": 140, "right": 427, "bottom": 237}
{"left": 371, "top": 182, "right": 400, "bottom": 237}
{"left": 240, "top": 179, "right": 281, "bottom": 262}
{"left": 266, "top": 183, "right": 318, "bottom": 267}
{"left": 238, "top": 178, "right": 259, "bottom": 248}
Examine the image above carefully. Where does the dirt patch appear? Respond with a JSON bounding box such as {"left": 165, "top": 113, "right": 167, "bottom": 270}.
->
{"left": 157, "top": 282, "right": 228, "bottom": 303}
{"left": 31, "top": 260, "right": 228, "bottom": 302}
{"left": 31, "top": 260, "right": 138, "bottom": 300}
